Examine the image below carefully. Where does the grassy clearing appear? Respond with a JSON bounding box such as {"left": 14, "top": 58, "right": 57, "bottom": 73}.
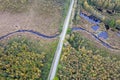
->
{"left": 40, "top": 39, "right": 58, "bottom": 80}
{"left": 0, "top": 0, "right": 32, "bottom": 13}
{"left": 0, "top": 0, "right": 71, "bottom": 36}
{"left": 59, "top": 0, "right": 71, "bottom": 32}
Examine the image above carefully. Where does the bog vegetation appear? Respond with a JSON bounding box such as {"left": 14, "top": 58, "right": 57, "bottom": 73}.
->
{"left": 77, "top": 0, "right": 120, "bottom": 30}
{"left": 0, "top": 36, "right": 57, "bottom": 80}
{"left": 56, "top": 32, "right": 120, "bottom": 80}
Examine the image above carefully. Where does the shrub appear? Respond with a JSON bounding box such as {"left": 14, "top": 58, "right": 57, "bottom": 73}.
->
{"left": 0, "top": 37, "right": 46, "bottom": 79}
{"left": 57, "top": 32, "right": 120, "bottom": 80}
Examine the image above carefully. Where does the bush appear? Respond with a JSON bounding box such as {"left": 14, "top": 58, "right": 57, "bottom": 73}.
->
{"left": 105, "top": 19, "right": 116, "bottom": 29}
{"left": 56, "top": 32, "right": 120, "bottom": 80}
{"left": 57, "top": 45, "right": 120, "bottom": 80}
{"left": 0, "top": 37, "right": 47, "bottom": 80}
{"left": 0, "top": 52, "right": 45, "bottom": 79}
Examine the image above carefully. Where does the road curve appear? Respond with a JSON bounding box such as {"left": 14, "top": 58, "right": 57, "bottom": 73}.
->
{"left": 47, "top": 0, "right": 74, "bottom": 80}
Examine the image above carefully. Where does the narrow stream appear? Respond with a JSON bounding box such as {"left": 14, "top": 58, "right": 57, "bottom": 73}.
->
{"left": 72, "top": 27, "right": 120, "bottom": 50}
{"left": 0, "top": 28, "right": 119, "bottom": 50}
{"left": 0, "top": 30, "right": 59, "bottom": 40}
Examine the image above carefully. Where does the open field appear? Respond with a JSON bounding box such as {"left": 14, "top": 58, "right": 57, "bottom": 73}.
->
{"left": 0, "top": 0, "right": 66, "bottom": 37}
